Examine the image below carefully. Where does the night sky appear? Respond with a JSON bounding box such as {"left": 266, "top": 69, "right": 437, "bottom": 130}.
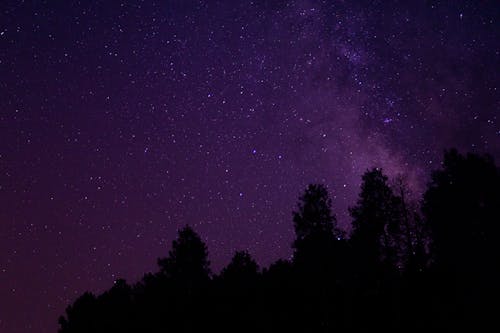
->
{"left": 0, "top": 1, "right": 498, "bottom": 332}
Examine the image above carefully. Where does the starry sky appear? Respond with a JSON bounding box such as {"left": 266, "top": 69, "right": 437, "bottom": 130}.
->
{"left": 0, "top": 1, "right": 498, "bottom": 332}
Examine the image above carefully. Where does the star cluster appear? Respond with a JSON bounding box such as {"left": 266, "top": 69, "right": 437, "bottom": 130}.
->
{"left": 0, "top": 1, "right": 498, "bottom": 332}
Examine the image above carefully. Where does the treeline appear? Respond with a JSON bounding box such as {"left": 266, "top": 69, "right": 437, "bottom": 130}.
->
{"left": 58, "top": 149, "right": 500, "bottom": 332}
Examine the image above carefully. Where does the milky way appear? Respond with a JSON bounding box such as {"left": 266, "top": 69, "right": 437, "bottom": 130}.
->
{"left": 0, "top": 1, "right": 498, "bottom": 332}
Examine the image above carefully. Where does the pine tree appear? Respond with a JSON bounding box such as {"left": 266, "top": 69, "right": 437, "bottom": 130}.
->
{"left": 350, "top": 168, "right": 400, "bottom": 268}
{"left": 292, "top": 184, "right": 341, "bottom": 266}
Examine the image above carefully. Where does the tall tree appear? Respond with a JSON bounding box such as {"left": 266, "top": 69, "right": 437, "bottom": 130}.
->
{"left": 350, "top": 168, "right": 400, "bottom": 268}
{"left": 423, "top": 149, "right": 500, "bottom": 271}
{"left": 291, "top": 184, "right": 345, "bottom": 331}
{"left": 348, "top": 169, "right": 404, "bottom": 330}
{"left": 292, "top": 184, "right": 341, "bottom": 263}
{"left": 392, "top": 176, "right": 428, "bottom": 272}
{"left": 422, "top": 149, "right": 500, "bottom": 328}
{"left": 155, "top": 226, "right": 212, "bottom": 332}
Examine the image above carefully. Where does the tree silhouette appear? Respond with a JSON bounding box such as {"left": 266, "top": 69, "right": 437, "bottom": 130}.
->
{"left": 58, "top": 292, "right": 99, "bottom": 333}
{"left": 348, "top": 168, "right": 405, "bottom": 330}
{"left": 423, "top": 149, "right": 500, "bottom": 329}
{"left": 219, "top": 250, "right": 259, "bottom": 283}
{"left": 293, "top": 184, "right": 338, "bottom": 242}
{"left": 350, "top": 168, "right": 401, "bottom": 269}
{"left": 424, "top": 149, "right": 500, "bottom": 270}
{"left": 215, "top": 251, "right": 260, "bottom": 332}
{"left": 57, "top": 148, "right": 500, "bottom": 332}
{"left": 155, "top": 225, "right": 211, "bottom": 332}
{"left": 97, "top": 279, "right": 133, "bottom": 332}
{"left": 292, "top": 184, "right": 342, "bottom": 266}
{"left": 157, "top": 225, "right": 211, "bottom": 284}
{"left": 391, "top": 176, "right": 428, "bottom": 273}
{"left": 290, "top": 184, "right": 350, "bottom": 331}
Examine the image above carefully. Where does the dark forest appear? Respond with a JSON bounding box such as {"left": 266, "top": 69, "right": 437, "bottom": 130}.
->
{"left": 58, "top": 149, "right": 500, "bottom": 332}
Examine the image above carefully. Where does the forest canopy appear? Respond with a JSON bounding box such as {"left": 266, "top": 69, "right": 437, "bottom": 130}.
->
{"left": 58, "top": 149, "right": 500, "bottom": 332}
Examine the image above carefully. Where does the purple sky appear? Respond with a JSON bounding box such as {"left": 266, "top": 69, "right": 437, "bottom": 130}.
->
{"left": 0, "top": 1, "right": 498, "bottom": 332}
